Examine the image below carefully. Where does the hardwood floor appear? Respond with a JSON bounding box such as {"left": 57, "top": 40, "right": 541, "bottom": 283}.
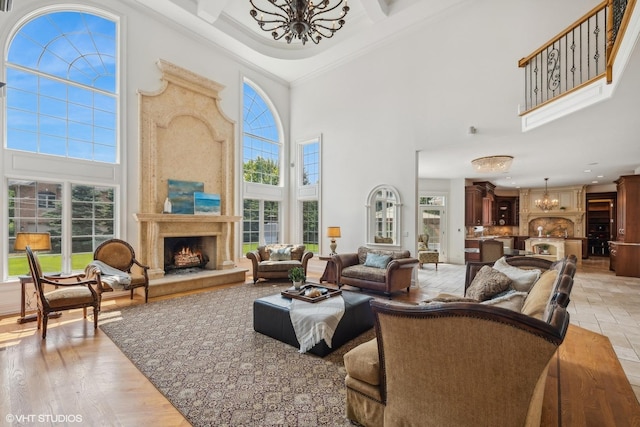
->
{"left": 1, "top": 257, "right": 638, "bottom": 426}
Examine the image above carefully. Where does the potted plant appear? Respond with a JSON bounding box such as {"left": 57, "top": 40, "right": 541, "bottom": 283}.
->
{"left": 538, "top": 244, "right": 550, "bottom": 255}
{"left": 288, "top": 267, "right": 306, "bottom": 290}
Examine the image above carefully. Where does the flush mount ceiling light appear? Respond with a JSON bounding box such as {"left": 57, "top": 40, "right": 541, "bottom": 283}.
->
{"left": 471, "top": 155, "right": 513, "bottom": 173}
{"left": 249, "top": 0, "right": 350, "bottom": 45}
{"left": 535, "top": 177, "right": 559, "bottom": 212}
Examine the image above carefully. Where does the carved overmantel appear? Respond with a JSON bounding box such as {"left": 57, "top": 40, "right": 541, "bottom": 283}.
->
{"left": 136, "top": 59, "right": 240, "bottom": 279}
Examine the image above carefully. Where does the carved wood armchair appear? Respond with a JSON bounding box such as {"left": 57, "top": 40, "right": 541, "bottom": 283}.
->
{"left": 26, "top": 246, "right": 100, "bottom": 339}
{"left": 93, "top": 239, "right": 150, "bottom": 303}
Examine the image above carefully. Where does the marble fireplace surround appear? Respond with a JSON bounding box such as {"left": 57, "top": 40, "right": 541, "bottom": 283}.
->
{"left": 135, "top": 60, "right": 243, "bottom": 285}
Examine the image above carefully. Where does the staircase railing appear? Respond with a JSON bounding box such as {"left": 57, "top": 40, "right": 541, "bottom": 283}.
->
{"left": 518, "top": 0, "right": 635, "bottom": 114}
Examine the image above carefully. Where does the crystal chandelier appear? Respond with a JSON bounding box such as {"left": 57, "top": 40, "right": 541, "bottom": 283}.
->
{"left": 535, "top": 178, "right": 559, "bottom": 212}
{"left": 471, "top": 155, "right": 513, "bottom": 173}
{"left": 249, "top": 0, "right": 350, "bottom": 45}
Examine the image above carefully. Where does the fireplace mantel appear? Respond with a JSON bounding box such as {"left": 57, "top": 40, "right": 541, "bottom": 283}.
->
{"left": 135, "top": 213, "right": 241, "bottom": 279}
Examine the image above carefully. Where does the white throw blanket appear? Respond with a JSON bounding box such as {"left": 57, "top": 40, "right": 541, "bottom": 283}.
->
{"left": 289, "top": 296, "right": 345, "bottom": 353}
{"left": 90, "top": 260, "right": 132, "bottom": 289}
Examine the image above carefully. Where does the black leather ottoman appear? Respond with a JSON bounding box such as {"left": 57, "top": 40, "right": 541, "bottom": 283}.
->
{"left": 253, "top": 290, "right": 374, "bottom": 357}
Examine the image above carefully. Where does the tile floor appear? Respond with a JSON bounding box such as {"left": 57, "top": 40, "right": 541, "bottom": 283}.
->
{"left": 414, "top": 257, "right": 640, "bottom": 402}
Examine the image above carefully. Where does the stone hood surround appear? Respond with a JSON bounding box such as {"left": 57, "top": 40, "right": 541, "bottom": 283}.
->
{"left": 136, "top": 60, "right": 241, "bottom": 279}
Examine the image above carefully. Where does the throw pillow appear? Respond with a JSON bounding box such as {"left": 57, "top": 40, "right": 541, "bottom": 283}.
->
{"left": 493, "top": 257, "right": 541, "bottom": 292}
{"left": 521, "top": 269, "right": 559, "bottom": 320}
{"left": 363, "top": 253, "right": 392, "bottom": 269}
{"left": 466, "top": 265, "right": 512, "bottom": 301}
{"left": 418, "top": 242, "right": 427, "bottom": 251}
{"left": 481, "top": 290, "right": 529, "bottom": 312}
{"left": 268, "top": 246, "right": 292, "bottom": 261}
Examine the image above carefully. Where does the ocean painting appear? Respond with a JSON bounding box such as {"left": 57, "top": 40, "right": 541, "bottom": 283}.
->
{"left": 194, "top": 192, "right": 221, "bottom": 215}
{"left": 168, "top": 180, "right": 204, "bottom": 214}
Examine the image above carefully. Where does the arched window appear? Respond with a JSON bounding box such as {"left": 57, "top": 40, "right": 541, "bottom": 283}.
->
{"left": 242, "top": 82, "right": 280, "bottom": 185}
{"left": 6, "top": 11, "right": 117, "bottom": 162}
{"left": 241, "top": 81, "right": 283, "bottom": 252}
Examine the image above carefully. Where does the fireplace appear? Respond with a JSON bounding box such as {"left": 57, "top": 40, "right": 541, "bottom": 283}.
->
{"left": 164, "top": 236, "right": 215, "bottom": 273}
{"left": 134, "top": 60, "right": 242, "bottom": 282}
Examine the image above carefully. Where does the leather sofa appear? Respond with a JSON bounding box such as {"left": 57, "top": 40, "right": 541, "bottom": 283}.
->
{"left": 333, "top": 246, "right": 419, "bottom": 296}
{"left": 246, "top": 244, "right": 313, "bottom": 284}
{"left": 343, "top": 256, "right": 575, "bottom": 426}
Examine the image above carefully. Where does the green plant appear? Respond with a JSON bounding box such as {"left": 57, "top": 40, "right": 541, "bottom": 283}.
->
{"left": 288, "top": 267, "right": 305, "bottom": 282}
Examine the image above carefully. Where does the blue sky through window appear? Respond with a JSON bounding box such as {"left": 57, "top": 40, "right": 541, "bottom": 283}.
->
{"left": 5, "top": 11, "right": 117, "bottom": 162}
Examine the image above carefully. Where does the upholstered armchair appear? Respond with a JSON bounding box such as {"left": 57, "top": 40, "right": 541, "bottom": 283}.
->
{"left": 418, "top": 234, "right": 439, "bottom": 269}
{"left": 26, "top": 246, "right": 101, "bottom": 339}
{"left": 93, "top": 239, "right": 150, "bottom": 304}
{"left": 344, "top": 300, "right": 569, "bottom": 426}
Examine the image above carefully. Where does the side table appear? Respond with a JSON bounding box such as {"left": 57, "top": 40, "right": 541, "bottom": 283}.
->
{"left": 319, "top": 256, "right": 338, "bottom": 284}
{"left": 17, "top": 275, "right": 61, "bottom": 324}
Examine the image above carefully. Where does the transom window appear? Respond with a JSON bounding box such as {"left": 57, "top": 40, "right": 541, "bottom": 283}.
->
{"left": 5, "top": 11, "right": 117, "bottom": 162}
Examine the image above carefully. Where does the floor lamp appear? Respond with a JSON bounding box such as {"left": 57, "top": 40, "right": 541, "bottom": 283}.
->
{"left": 13, "top": 232, "right": 60, "bottom": 324}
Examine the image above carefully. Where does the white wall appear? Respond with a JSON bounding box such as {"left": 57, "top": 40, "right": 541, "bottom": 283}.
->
{"left": 289, "top": 0, "right": 598, "bottom": 257}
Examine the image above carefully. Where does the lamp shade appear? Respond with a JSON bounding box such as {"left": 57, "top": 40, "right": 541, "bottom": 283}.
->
{"left": 14, "top": 232, "right": 52, "bottom": 251}
{"left": 327, "top": 227, "right": 341, "bottom": 238}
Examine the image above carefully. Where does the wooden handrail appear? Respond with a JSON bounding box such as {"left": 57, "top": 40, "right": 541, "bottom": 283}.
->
{"left": 606, "top": 0, "right": 637, "bottom": 82}
{"left": 519, "top": 0, "right": 608, "bottom": 67}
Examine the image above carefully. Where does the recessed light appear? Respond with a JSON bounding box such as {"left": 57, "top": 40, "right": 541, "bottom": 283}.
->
{"left": 592, "top": 180, "right": 599, "bottom": 184}
{"left": 584, "top": 169, "right": 592, "bottom": 173}
{"left": 597, "top": 175, "right": 604, "bottom": 178}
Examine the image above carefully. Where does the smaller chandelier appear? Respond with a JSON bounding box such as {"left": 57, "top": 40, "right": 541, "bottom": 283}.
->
{"left": 535, "top": 178, "right": 559, "bottom": 212}
{"left": 471, "top": 155, "right": 513, "bottom": 173}
{"left": 249, "top": 0, "right": 350, "bottom": 45}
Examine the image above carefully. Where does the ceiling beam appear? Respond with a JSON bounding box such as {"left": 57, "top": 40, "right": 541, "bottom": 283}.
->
{"left": 196, "top": 0, "right": 231, "bottom": 24}
{"left": 360, "top": 0, "right": 389, "bottom": 22}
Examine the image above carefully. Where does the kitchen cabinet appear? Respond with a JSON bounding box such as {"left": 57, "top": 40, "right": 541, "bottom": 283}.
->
{"left": 466, "top": 181, "right": 496, "bottom": 226}
{"left": 495, "top": 196, "right": 519, "bottom": 226}
{"left": 610, "top": 175, "right": 640, "bottom": 277}
{"left": 465, "top": 185, "right": 483, "bottom": 226}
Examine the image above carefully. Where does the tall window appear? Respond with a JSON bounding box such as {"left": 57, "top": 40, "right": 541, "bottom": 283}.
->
{"left": 242, "top": 80, "right": 283, "bottom": 252}
{"left": 6, "top": 11, "right": 117, "bottom": 161}
{"left": 4, "top": 9, "right": 119, "bottom": 278}
{"left": 242, "top": 83, "right": 280, "bottom": 185}
{"left": 297, "top": 138, "right": 321, "bottom": 253}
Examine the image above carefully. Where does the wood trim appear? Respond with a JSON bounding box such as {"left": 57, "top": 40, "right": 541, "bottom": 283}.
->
{"left": 606, "top": 0, "right": 638, "bottom": 82}
{"left": 519, "top": 0, "right": 608, "bottom": 67}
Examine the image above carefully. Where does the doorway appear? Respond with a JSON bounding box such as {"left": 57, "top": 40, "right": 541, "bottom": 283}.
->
{"left": 419, "top": 196, "right": 447, "bottom": 263}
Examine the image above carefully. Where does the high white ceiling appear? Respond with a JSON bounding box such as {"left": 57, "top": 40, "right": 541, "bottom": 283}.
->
{"left": 129, "top": 0, "right": 640, "bottom": 190}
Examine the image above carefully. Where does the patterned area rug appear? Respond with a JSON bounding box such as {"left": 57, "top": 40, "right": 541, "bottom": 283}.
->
{"left": 99, "top": 282, "right": 375, "bottom": 426}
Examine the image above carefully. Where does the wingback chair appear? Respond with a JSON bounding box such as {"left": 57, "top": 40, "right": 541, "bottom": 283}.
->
{"left": 93, "top": 239, "right": 150, "bottom": 303}
{"left": 418, "top": 234, "right": 439, "bottom": 269}
{"left": 26, "top": 246, "right": 101, "bottom": 339}
{"left": 344, "top": 300, "right": 569, "bottom": 426}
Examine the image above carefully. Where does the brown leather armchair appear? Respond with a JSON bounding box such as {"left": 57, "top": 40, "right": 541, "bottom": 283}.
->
{"left": 26, "top": 246, "right": 101, "bottom": 339}
{"left": 93, "top": 239, "right": 150, "bottom": 303}
{"left": 344, "top": 299, "right": 569, "bottom": 426}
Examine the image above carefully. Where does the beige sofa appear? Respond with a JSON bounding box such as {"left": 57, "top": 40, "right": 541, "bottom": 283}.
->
{"left": 246, "top": 244, "right": 313, "bottom": 283}
{"left": 333, "top": 246, "right": 419, "bottom": 296}
{"left": 343, "top": 256, "right": 575, "bottom": 426}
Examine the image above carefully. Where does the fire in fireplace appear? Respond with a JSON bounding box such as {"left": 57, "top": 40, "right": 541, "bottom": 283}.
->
{"left": 164, "top": 237, "right": 211, "bottom": 272}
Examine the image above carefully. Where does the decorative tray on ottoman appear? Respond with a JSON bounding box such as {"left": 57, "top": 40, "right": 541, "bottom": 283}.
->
{"left": 281, "top": 284, "right": 342, "bottom": 303}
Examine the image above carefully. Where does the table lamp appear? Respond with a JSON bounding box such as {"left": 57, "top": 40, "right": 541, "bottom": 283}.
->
{"left": 327, "top": 226, "right": 341, "bottom": 255}
{"left": 14, "top": 232, "right": 53, "bottom": 324}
